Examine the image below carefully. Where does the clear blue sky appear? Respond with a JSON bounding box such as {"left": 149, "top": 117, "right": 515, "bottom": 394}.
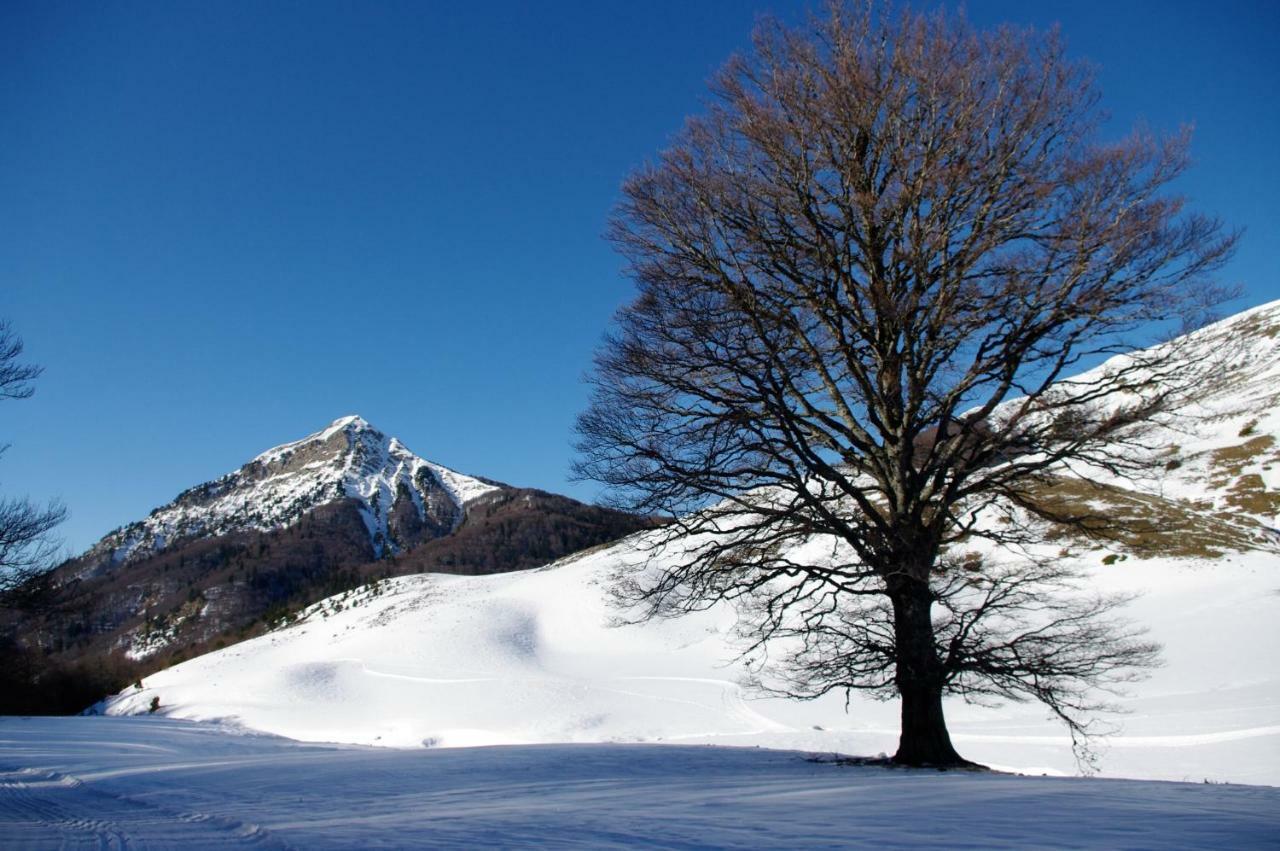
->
{"left": 2, "top": 1, "right": 1277, "bottom": 555}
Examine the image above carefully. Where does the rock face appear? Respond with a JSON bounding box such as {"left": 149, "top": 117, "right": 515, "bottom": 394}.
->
{"left": 1, "top": 418, "right": 652, "bottom": 709}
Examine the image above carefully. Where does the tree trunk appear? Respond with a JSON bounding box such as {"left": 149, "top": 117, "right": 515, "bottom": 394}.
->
{"left": 888, "top": 574, "right": 968, "bottom": 767}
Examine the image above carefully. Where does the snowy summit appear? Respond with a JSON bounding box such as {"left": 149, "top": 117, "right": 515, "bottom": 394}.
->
{"left": 80, "top": 415, "right": 503, "bottom": 573}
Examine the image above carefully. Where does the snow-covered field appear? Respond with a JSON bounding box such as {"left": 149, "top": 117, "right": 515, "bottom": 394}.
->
{"left": 98, "top": 538, "right": 1280, "bottom": 786}
{"left": 1, "top": 716, "right": 1276, "bottom": 848}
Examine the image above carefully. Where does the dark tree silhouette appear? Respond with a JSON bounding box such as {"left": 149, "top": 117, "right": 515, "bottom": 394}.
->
{"left": 0, "top": 320, "right": 66, "bottom": 606}
{"left": 575, "top": 5, "right": 1235, "bottom": 767}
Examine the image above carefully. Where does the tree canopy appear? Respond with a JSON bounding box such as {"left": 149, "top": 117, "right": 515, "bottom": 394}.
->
{"left": 576, "top": 4, "right": 1235, "bottom": 766}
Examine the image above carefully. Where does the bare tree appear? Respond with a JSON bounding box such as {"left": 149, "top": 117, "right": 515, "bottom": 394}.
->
{"left": 575, "top": 5, "right": 1236, "bottom": 767}
{"left": 0, "top": 320, "right": 44, "bottom": 403}
{"left": 0, "top": 320, "right": 65, "bottom": 607}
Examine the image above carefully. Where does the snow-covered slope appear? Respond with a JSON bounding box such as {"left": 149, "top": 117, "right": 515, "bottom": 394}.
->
{"left": 1039, "top": 299, "right": 1280, "bottom": 545}
{"left": 102, "top": 539, "right": 1279, "bottom": 784}
{"left": 103, "top": 303, "right": 1280, "bottom": 784}
{"left": 81, "top": 415, "right": 503, "bottom": 571}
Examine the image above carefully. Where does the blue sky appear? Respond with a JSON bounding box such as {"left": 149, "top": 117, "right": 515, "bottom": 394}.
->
{"left": 2, "top": 1, "right": 1277, "bottom": 554}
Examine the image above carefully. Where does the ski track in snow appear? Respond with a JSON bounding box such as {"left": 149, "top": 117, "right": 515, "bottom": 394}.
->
{"left": 0, "top": 764, "right": 286, "bottom": 848}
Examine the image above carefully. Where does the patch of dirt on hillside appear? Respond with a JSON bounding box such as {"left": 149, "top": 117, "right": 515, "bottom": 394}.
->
{"left": 1197, "top": 435, "right": 1280, "bottom": 517}
{"left": 1025, "top": 477, "right": 1266, "bottom": 560}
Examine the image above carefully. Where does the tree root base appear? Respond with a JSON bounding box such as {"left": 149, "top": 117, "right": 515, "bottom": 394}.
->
{"left": 807, "top": 753, "right": 993, "bottom": 773}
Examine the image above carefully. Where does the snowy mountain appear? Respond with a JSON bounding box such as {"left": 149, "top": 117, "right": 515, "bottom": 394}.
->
{"left": 103, "top": 301, "right": 1280, "bottom": 784}
{"left": 80, "top": 415, "right": 504, "bottom": 574}
{"left": 0, "top": 419, "right": 650, "bottom": 707}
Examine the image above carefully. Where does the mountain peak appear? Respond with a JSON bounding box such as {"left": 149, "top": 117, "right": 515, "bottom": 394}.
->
{"left": 82, "top": 419, "right": 505, "bottom": 572}
{"left": 326, "top": 414, "right": 373, "bottom": 433}
{"left": 254, "top": 415, "right": 382, "bottom": 466}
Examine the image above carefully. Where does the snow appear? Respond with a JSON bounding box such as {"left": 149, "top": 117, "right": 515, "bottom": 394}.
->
{"left": 122, "top": 611, "right": 190, "bottom": 661}
{"left": 1052, "top": 300, "right": 1280, "bottom": 523}
{"left": 421, "top": 453, "right": 504, "bottom": 506}
{"left": 1, "top": 717, "right": 1275, "bottom": 848}
{"left": 98, "top": 535, "right": 1280, "bottom": 785}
